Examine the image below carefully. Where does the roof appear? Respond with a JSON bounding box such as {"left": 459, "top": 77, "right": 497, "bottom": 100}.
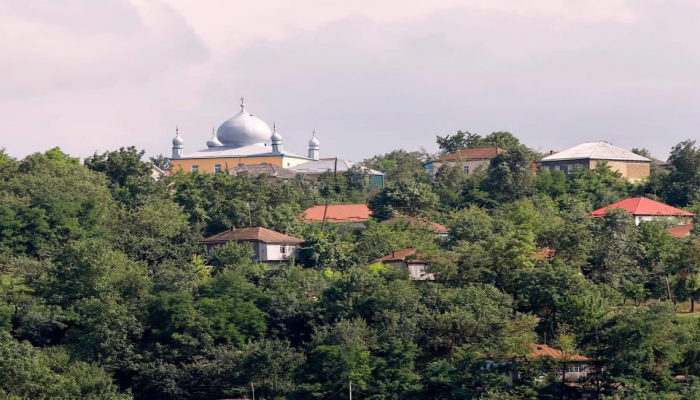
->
{"left": 541, "top": 141, "right": 651, "bottom": 163}
{"left": 667, "top": 224, "right": 693, "bottom": 238}
{"left": 527, "top": 344, "right": 589, "bottom": 361}
{"left": 289, "top": 158, "right": 384, "bottom": 176}
{"left": 372, "top": 248, "right": 426, "bottom": 263}
{"left": 429, "top": 147, "right": 504, "bottom": 163}
{"left": 304, "top": 204, "right": 372, "bottom": 223}
{"left": 591, "top": 197, "right": 695, "bottom": 217}
{"left": 199, "top": 227, "right": 304, "bottom": 245}
{"left": 534, "top": 247, "right": 556, "bottom": 260}
{"left": 179, "top": 144, "right": 309, "bottom": 160}
{"left": 228, "top": 164, "right": 299, "bottom": 179}
{"left": 382, "top": 217, "right": 449, "bottom": 234}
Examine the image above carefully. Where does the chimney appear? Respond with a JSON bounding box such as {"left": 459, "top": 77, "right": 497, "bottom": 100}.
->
{"left": 231, "top": 225, "right": 236, "bottom": 231}
{"left": 392, "top": 251, "right": 396, "bottom": 257}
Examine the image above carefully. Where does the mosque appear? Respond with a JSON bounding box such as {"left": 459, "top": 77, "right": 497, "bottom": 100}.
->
{"left": 170, "top": 98, "right": 320, "bottom": 173}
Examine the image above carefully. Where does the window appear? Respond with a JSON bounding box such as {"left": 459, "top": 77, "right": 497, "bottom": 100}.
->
{"left": 554, "top": 165, "right": 561, "bottom": 171}
{"left": 191, "top": 165, "right": 199, "bottom": 172}
{"left": 542, "top": 165, "right": 550, "bottom": 171}
{"left": 567, "top": 165, "right": 573, "bottom": 174}
{"left": 280, "top": 245, "right": 290, "bottom": 254}
{"left": 214, "top": 164, "right": 221, "bottom": 173}
{"left": 463, "top": 165, "right": 470, "bottom": 174}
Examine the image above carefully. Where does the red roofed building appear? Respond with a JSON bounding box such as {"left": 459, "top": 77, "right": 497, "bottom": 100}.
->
{"left": 372, "top": 248, "right": 434, "bottom": 280}
{"left": 304, "top": 204, "right": 372, "bottom": 223}
{"left": 382, "top": 217, "right": 450, "bottom": 237}
{"left": 486, "top": 344, "right": 591, "bottom": 386}
{"left": 425, "top": 147, "right": 504, "bottom": 176}
{"left": 591, "top": 197, "right": 694, "bottom": 226}
{"left": 200, "top": 227, "right": 304, "bottom": 267}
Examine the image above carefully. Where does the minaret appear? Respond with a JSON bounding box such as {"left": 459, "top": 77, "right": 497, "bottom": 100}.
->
{"left": 172, "top": 126, "right": 184, "bottom": 159}
{"left": 308, "top": 129, "right": 320, "bottom": 160}
{"left": 207, "top": 126, "right": 223, "bottom": 148}
{"left": 271, "top": 123, "right": 283, "bottom": 153}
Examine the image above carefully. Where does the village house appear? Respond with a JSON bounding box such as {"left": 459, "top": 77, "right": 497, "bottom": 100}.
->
{"left": 303, "top": 204, "right": 372, "bottom": 224}
{"left": 540, "top": 141, "right": 651, "bottom": 181}
{"left": 424, "top": 147, "right": 505, "bottom": 176}
{"left": 381, "top": 217, "right": 450, "bottom": 238}
{"left": 485, "top": 344, "right": 591, "bottom": 390}
{"left": 227, "top": 163, "right": 299, "bottom": 180}
{"left": 372, "top": 247, "right": 434, "bottom": 280}
{"left": 199, "top": 226, "right": 304, "bottom": 267}
{"left": 591, "top": 197, "right": 694, "bottom": 227}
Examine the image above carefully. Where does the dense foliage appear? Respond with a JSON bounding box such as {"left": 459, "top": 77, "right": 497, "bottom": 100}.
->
{"left": 2, "top": 138, "right": 700, "bottom": 399}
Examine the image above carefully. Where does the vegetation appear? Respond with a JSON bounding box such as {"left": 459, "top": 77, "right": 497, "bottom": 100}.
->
{"left": 1, "top": 136, "right": 700, "bottom": 399}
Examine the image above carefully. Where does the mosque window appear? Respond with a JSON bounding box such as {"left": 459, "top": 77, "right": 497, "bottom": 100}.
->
{"left": 191, "top": 165, "right": 199, "bottom": 172}
{"left": 214, "top": 164, "right": 221, "bottom": 173}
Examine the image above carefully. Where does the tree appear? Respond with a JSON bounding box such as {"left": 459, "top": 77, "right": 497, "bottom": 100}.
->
{"left": 665, "top": 140, "right": 700, "bottom": 207}
{"left": 84, "top": 146, "right": 151, "bottom": 188}
{"left": 483, "top": 147, "right": 536, "bottom": 203}
{"left": 368, "top": 178, "right": 439, "bottom": 219}
{"left": 150, "top": 154, "right": 171, "bottom": 171}
{"left": 362, "top": 150, "right": 430, "bottom": 183}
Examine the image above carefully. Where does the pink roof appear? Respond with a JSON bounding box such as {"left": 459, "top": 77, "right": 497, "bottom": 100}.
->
{"left": 382, "top": 217, "right": 449, "bottom": 234}
{"left": 667, "top": 224, "right": 693, "bottom": 238}
{"left": 304, "top": 204, "right": 372, "bottom": 223}
{"left": 591, "top": 197, "right": 694, "bottom": 218}
{"left": 372, "top": 248, "right": 426, "bottom": 263}
{"left": 527, "top": 344, "right": 589, "bottom": 361}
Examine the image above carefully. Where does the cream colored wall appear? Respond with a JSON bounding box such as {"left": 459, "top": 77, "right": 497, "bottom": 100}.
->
{"left": 172, "top": 154, "right": 312, "bottom": 173}
{"left": 431, "top": 159, "right": 490, "bottom": 174}
{"left": 282, "top": 156, "right": 312, "bottom": 168}
{"left": 590, "top": 160, "right": 650, "bottom": 181}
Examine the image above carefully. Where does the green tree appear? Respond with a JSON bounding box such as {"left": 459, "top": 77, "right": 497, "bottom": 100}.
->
{"left": 368, "top": 178, "right": 439, "bottom": 219}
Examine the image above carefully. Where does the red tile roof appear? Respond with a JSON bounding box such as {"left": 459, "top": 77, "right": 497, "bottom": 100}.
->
{"left": 591, "top": 197, "right": 694, "bottom": 217}
{"left": 430, "top": 147, "right": 504, "bottom": 163}
{"left": 372, "top": 248, "right": 426, "bottom": 263}
{"left": 200, "top": 227, "right": 304, "bottom": 245}
{"left": 527, "top": 344, "right": 589, "bottom": 361}
{"left": 382, "top": 217, "right": 449, "bottom": 234}
{"left": 304, "top": 204, "right": 372, "bottom": 223}
{"left": 667, "top": 224, "right": 693, "bottom": 238}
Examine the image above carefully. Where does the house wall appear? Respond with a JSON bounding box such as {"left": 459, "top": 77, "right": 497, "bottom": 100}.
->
{"left": 591, "top": 160, "right": 650, "bottom": 181}
{"left": 386, "top": 261, "right": 434, "bottom": 280}
{"left": 172, "top": 155, "right": 310, "bottom": 173}
{"left": 264, "top": 243, "right": 297, "bottom": 261}
{"left": 635, "top": 215, "right": 691, "bottom": 226}
{"left": 427, "top": 159, "right": 491, "bottom": 176}
{"left": 540, "top": 159, "right": 651, "bottom": 181}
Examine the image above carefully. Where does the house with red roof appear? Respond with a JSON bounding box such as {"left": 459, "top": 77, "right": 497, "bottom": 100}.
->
{"left": 200, "top": 226, "right": 304, "bottom": 267}
{"left": 303, "top": 204, "right": 372, "bottom": 223}
{"left": 591, "top": 197, "right": 694, "bottom": 226}
{"left": 424, "top": 147, "right": 504, "bottom": 176}
{"left": 382, "top": 217, "right": 450, "bottom": 238}
{"left": 372, "top": 248, "right": 434, "bottom": 280}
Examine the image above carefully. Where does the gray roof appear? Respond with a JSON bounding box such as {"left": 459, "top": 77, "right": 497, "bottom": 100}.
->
{"left": 228, "top": 164, "right": 299, "bottom": 179}
{"left": 289, "top": 158, "right": 384, "bottom": 176}
{"left": 541, "top": 141, "right": 651, "bottom": 162}
{"left": 178, "top": 143, "right": 309, "bottom": 160}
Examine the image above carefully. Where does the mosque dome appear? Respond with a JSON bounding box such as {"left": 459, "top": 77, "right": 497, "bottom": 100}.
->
{"left": 172, "top": 128, "right": 184, "bottom": 147}
{"left": 216, "top": 98, "right": 272, "bottom": 147}
{"left": 271, "top": 123, "right": 282, "bottom": 142}
{"left": 206, "top": 127, "right": 223, "bottom": 148}
{"left": 309, "top": 131, "right": 320, "bottom": 147}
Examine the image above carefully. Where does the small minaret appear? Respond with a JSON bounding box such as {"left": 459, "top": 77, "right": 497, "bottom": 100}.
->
{"left": 206, "top": 126, "right": 223, "bottom": 148}
{"left": 172, "top": 126, "right": 184, "bottom": 159}
{"left": 308, "top": 129, "right": 320, "bottom": 160}
{"left": 271, "top": 123, "right": 283, "bottom": 153}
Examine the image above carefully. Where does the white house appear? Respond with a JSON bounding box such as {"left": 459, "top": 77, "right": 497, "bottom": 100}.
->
{"left": 199, "top": 226, "right": 304, "bottom": 267}
{"left": 372, "top": 248, "right": 434, "bottom": 280}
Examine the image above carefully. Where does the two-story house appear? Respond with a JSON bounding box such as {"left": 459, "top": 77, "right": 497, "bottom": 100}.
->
{"left": 200, "top": 226, "right": 304, "bottom": 267}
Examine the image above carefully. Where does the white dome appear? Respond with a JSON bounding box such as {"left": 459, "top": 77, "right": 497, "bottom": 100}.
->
{"left": 207, "top": 127, "right": 223, "bottom": 148}
{"left": 172, "top": 128, "right": 184, "bottom": 147}
{"left": 271, "top": 123, "right": 282, "bottom": 142}
{"left": 309, "top": 130, "right": 320, "bottom": 147}
{"left": 216, "top": 99, "right": 272, "bottom": 147}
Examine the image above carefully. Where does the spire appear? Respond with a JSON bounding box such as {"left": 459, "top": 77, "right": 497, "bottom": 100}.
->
{"left": 172, "top": 125, "right": 184, "bottom": 159}
{"left": 240, "top": 96, "right": 245, "bottom": 110}
{"left": 207, "top": 125, "right": 223, "bottom": 148}
{"left": 308, "top": 128, "right": 320, "bottom": 160}
{"left": 271, "top": 122, "right": 283, "bottom": 153}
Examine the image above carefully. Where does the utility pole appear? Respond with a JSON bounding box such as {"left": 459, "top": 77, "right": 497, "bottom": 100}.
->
{"left": 251, "top": 382, "right": 255, "bottom": 400}
{"left": 349, "top": 380, "right": 353, "bottom": 400}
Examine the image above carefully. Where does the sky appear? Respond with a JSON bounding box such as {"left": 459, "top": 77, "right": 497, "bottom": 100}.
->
{"left": 1, "top": 0, "right": 699, "bottom": 162}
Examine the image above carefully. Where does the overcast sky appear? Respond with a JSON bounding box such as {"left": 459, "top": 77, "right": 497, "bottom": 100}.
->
{"left": 1, "top": 0, "right": 699, "bottom": 162}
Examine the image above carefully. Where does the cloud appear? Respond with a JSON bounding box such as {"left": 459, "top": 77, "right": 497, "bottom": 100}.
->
{"left": 1, "top": 0, "right": 700, "bottom": 162}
